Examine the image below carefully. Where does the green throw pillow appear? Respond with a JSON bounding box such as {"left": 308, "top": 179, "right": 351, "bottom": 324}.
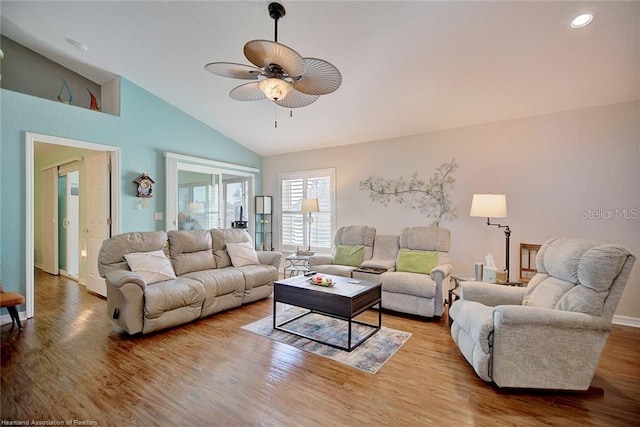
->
{"left": 396, "top": 249, "right": 438, "bottom": 274}
{"left": 334, "top": 245, "right": 365, "bottom": 267}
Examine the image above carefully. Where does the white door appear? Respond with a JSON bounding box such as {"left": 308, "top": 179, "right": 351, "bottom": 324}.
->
{"left": 42, "top": 167, "right": 58, "bottom": 275}
{"left": 85, "top": 152, "right": 111, "bottom": 296}
{"left": 66, "top": 170, "right": 80, "bottom": 278}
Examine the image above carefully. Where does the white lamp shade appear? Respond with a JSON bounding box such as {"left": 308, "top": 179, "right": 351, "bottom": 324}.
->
{"left": 258, "top": 78, "right": 292, "bottom": 101}
{"left": 470, "top": 194, "right": 507, "bottom": 218}
{"left": 301, "top": 198, "right": 320, "bottom": 213}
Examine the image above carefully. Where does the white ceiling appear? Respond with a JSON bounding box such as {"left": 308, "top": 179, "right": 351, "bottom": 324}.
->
{"left": 2, "top": 1, "right": 639, "bottom": 157}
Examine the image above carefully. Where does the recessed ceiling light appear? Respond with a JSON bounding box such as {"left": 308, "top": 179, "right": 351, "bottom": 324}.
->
{"left": 571, "top": 13, "right": 594, "bottom": 29}
{"left": 67, "top": 38, "right": 88, "bottom": 52}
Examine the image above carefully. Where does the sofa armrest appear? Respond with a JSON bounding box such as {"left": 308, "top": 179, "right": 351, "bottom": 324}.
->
{"left": 105, "top": 270, "right": 146, "bottom": 290}
{"left": 257, "top": 251, "right": 283, "bottom": 269}
{"left": 490, "top": 304, "right": 612, "bottom": 389}
{"left": 105, "top": 270, "right": 146, "bottom": 335}
{"left": 430, "top": 263, "right": 453, "bottom": 281}
{"left": 309, "top": 254, "right": 333, "bottom": 267}
{"left": 493, "top": 305, "right": 611, "bottom": 331}
{"left": 459, "top": 281, "right": 526, "bottom": 307}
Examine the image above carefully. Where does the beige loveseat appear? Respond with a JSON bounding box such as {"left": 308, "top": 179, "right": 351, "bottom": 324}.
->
{"left": 98, "top": 228, "right": 282, "bottom": 334}
{"left": 310, "top": 225, "right": 453, "bottom": 319}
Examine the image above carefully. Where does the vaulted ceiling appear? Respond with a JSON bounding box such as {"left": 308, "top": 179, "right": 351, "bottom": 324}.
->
{"left": 2, "top": 1, "right": 639, "bottom": 156}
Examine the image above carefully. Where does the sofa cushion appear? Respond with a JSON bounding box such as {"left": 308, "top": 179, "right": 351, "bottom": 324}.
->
{"left": 235, "top": 264, "right": 278, "bottom": 290}
{"left": 396, "top": 249, "right": 437, "bottom": 274}
{"left": 334, "top": 225, "right": 376, "bottom": 261}
{"left": 578, "top": 245, "right": 629, "bottom": 292}
{"left": 226, "top": 241, "right": 260, "bottom": 267}
{"left": 381, "top": 271, "right": 437, "bottom": 298}
{"left": 333, "top": 244, "right": 364, "bottom": 267}
{"left": 400, "top": 226, "right": 450, "bottom": 252}
{"left": 183, "top": 268, "right": 245, "bottom": 315}
{"left": 98, "top": 230, "right": 169, "bottom": 276}
{"left": 168, "top": 230, "right": 215, "bottom": 275}
{"left": 144, "top": 278, "right": 205, "bottom": 319}
{"left": 523, "top": 238, "right": 630, "bottom": 316}
{"left": 124, "top": 250, "right": 177, "bottom": 284}
{"left": 314, "top": 264, "right": 358, "bottom": 277}
{"left": 211, "top": 229, "right": 253, "bottom": 269}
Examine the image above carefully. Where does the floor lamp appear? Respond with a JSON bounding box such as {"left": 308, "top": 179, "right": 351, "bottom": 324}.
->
{"left": 470, "top": 194, "right": 511, "bottom": 280}
{"left": 301, "top": 198, "right": 319, "bottom": 252}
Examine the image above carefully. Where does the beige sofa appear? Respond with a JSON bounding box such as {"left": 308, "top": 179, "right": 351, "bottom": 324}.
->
{"left": 98, "top": 228, "right": 282, "bottom": 334}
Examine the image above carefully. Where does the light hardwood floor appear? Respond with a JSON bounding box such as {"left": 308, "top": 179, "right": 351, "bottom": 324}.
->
{"left": 1, "top": 270, "right": 639, "bottom": 426}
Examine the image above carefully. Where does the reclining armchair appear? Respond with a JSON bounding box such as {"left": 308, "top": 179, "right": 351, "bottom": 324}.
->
{"left": 449, "top": 237, "right": 635, "bottom": 390}
{"left": 380, "top": 226, "right": 453, "bottom": 318}
{"left": 308, "top": 225, "right": 376, "bottom": 277}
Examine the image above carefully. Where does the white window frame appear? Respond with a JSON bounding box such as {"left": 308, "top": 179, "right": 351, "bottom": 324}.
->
{"left": 165, "top": 152, "right": 258, "bottom": 233}
{"left": 278, "top": 168, "right": 336, "bottom": 254}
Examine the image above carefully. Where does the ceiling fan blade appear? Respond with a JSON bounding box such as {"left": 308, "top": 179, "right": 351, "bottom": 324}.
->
{"left": 244, "top": 40, "right": 306, "bottom": 78}
{"left": 229, "top": 82, "right": 266, "bottom": 101}
{"left": 294, "top": 58, "right": 342, "bottom": 96}
{"left": 204, "top": 62, "right": 263, "bottom": 80}
{"left": 274, "top": 88, "right": 319, "bottom": 108}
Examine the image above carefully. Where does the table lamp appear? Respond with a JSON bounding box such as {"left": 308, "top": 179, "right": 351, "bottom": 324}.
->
{"left": 301, "top": 198, "right": 319, "bottom": 251}
{"left": 470, "top": 194, "right": 511, "bottom": 280}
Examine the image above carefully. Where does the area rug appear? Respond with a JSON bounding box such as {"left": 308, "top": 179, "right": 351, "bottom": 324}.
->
{"left": 241, "top": 306, "right": 411, "bottom": 374}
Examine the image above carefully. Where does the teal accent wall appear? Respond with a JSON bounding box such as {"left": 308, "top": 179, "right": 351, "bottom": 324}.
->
{"left": 0, "top": 78, "right": 262, "bottom": 298}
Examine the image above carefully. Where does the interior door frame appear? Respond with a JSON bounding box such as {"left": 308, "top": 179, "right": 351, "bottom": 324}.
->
{"left": 25, "top": 132, "right": 121, "bottom": 318}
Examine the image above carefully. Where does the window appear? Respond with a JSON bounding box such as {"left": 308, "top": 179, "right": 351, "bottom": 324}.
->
{"left": 165, "top": 152, "right": 257, "bottom": 232}
{"left": 280, "top": 168, "right": 335, "bottom": 252}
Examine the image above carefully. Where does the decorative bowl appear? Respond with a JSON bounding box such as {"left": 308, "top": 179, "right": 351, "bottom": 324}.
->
{"left": 309, "top": 274, "right": 334, "bottom": 287}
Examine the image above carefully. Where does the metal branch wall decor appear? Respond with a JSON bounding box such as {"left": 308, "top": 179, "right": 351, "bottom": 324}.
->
{"left": 359, "top": 159, "right": 458, "bottom": 226}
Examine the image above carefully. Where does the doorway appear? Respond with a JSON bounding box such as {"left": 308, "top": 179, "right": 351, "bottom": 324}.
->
{"left": 59, "top": 169, "right": 80, "bottom": 280}
{"left": 25, "top": 132, "right": 121, "bottom": 318}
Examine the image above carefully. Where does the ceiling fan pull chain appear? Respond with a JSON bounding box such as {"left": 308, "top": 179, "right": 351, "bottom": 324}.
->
{"left": 275, "top": 105, "right": 278, "bottom": 128}
{"left": 290, "top": 109, "right": 293, "bottom": 118}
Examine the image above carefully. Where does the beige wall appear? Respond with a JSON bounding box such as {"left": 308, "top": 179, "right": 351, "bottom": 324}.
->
{"left": 263, "top": 101, "right": 640, "bottom": 321}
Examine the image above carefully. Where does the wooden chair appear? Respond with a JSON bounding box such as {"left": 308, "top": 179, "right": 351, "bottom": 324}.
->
{"left": 0, "top": 282, "right": 25, "bottom": 330}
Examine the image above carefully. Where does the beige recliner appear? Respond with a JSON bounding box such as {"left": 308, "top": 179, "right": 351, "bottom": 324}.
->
{"left": 379, "top": 226, "right": 453, "bottom": 318}
{"left": 308, "top": 225, "right": 376, "bottom": 277}
{"left": 449, "top": 237, "right": 636, "bottom": 390}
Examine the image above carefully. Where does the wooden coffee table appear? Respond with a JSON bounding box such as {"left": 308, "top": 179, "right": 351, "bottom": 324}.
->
{"left": 273, "top": 274, "right": 382, "bottom": 352}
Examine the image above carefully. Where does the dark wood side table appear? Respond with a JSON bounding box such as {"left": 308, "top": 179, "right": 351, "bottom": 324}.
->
{"left": 449, "top": 275, "right": 474, "bottom": 306}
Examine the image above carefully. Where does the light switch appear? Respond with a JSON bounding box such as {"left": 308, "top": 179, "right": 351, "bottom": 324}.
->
{"left": 154, "top": 212, "right": 163, "bottom": 221}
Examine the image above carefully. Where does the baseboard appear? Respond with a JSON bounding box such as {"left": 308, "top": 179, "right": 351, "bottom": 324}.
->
{"left": 612, "top": 315, "right": 640, "bottom": 328}
{"left": 0, "top": 310, "right": 26, "bottom": 326}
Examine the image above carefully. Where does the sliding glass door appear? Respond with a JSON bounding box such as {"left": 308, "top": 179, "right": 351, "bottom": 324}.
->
{"left": 165, "top": 153, "right": 257, "bottom": 232}
{"left": 177, "top": 169, "right": 220, "bottom": 230}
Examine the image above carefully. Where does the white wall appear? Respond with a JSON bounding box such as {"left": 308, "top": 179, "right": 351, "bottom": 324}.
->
{"left": 263, "top": 101, "right": 640, "bottom": 321}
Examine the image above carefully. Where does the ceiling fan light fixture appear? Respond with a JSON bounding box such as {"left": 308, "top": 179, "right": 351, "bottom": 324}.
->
{"left": 258, "top": 77, "right": 292, "bottom": 101}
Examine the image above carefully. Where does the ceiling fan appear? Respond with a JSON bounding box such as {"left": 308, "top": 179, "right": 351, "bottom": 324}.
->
{"left": 204, "top": 2, "right": 341, "bottom": 109}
